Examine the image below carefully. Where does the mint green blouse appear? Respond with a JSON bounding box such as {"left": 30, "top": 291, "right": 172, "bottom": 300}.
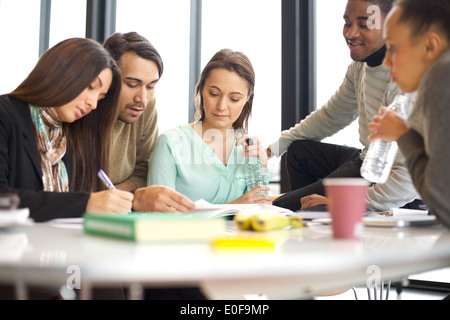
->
{"left": 147, "top": 124, "right": 272, "bottom": 204}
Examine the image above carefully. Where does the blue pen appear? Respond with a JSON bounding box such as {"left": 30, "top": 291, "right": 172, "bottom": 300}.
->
{"left": 98, "top": 169, "right": 116, "bottom": 190}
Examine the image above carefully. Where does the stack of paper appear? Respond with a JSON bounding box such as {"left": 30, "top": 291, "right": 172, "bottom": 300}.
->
{"left": 191, "top": 199, "right": 293, "bottom": 219}
{"left": 0, "top": 208, "right": 32, "bottom": 228}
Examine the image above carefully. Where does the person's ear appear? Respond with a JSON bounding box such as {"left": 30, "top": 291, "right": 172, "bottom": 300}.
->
{"left": 424, "top": 32, "right": 443, "bottom": 61}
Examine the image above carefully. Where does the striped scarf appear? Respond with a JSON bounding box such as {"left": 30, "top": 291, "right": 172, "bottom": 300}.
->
{"left": 29, "top": 105, "right": 69, "bottom": 192}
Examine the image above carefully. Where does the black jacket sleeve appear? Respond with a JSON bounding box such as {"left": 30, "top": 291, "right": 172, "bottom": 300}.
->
{"left": 0, "top": 95, "right": 90, "bottom": 222}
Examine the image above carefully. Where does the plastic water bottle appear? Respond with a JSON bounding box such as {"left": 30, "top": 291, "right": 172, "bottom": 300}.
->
{"left": 244, "top": 138, "right": 268, "bottom": 194}
{"left": 360, "top": 95, "right": 409, "bottom": 184}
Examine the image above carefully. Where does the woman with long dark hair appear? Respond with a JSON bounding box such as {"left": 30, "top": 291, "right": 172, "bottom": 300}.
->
{"left": 0, "top": 37, "right": 133, "bottom": 222}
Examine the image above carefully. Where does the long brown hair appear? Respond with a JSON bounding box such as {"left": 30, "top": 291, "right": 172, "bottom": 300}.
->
{"left": 10, "top": 38, "right": 121, "bottom": 192}
{"left": 194, "top": 49, "right": 255, "bottom": 132}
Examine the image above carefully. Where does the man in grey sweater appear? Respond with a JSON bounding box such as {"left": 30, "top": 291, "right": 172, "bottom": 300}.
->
{"left": 269, "top": 0, "right": 420, "bottom": 212}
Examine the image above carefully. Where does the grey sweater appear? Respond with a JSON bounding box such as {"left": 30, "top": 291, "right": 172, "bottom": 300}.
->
{"left": 268, "top": 61, "right": 419, "bottom": 211}
{"left": 398, "top": 49, "right": 450, "bottom": 228}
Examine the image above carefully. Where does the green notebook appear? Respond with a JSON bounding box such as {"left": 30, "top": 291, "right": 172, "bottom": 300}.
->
{"left": 83, "top": 213, "right": 225, "bottom": 242}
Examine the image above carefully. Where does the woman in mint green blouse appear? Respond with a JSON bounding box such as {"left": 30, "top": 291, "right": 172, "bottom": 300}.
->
{"left": 147, "top": 49, "right": 272, "bottom": 204}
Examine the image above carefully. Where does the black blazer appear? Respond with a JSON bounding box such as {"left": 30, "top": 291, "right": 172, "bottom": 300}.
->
{"left": 0, "top": 95, "right": 90, "bottom": 222}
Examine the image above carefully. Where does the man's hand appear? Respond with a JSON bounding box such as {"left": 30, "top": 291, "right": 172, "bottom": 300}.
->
{"left": 300, "top": 194, "right": 329, "bottom": 210}
{"left": 132, "top": 186, "right": 195, "bottom": 213}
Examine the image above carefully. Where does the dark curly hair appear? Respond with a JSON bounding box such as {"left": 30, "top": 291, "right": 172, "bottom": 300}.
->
{"left": 362, "top": 0, "right": 395, "bottom": 15}
{"left": 103, "top": 32, "right": 164, "bottom": 78}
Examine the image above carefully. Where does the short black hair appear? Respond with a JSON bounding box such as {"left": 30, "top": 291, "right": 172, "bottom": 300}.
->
{"left": 362, "top": 0, "right": 395, "bottom": 15}
{"left": 103, "top": 32, "right": 164, "bottom": 78}
{"left": 394, "top": 0, "right": 450, "bottom": 42}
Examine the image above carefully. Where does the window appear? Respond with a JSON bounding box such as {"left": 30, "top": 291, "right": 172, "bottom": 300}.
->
{"left": 49, "top": 0, "right": 86, "bottom": 47}
{"left": 0, "top": 0, "right": 40, "bottom": 95}
{"left": 201, "top": 0, "right": 282, "bottom": 183}
{"left": 0, "top": 0, "right": 86, "bottom": 95}
{"left": 316, "top": 0, "right": 361, "bottom": 149}
{"left": 115, "top": 0, "right": 282, "bottom": 146}
{"left": 202, "top": 0, "right": 281, "bottom": 145}
{"left": 115, "top": 0, "right": 191, "bottom": 134}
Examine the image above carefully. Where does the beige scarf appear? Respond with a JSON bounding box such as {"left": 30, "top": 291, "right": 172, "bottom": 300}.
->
{"left": 29, "top": 105, "right": 69, "bottom": 192}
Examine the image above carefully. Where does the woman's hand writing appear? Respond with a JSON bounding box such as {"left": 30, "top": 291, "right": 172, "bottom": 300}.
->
{"left": 86, "top": 190, "right": 133, "bottom": 214}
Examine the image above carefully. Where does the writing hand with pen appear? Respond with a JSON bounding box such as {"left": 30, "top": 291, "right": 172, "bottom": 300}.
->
{"left": 84, "top": 169, "right": 133, "bottom": 214}
{"left": 96, "top": 170, "right": 195, "bottom": 214}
